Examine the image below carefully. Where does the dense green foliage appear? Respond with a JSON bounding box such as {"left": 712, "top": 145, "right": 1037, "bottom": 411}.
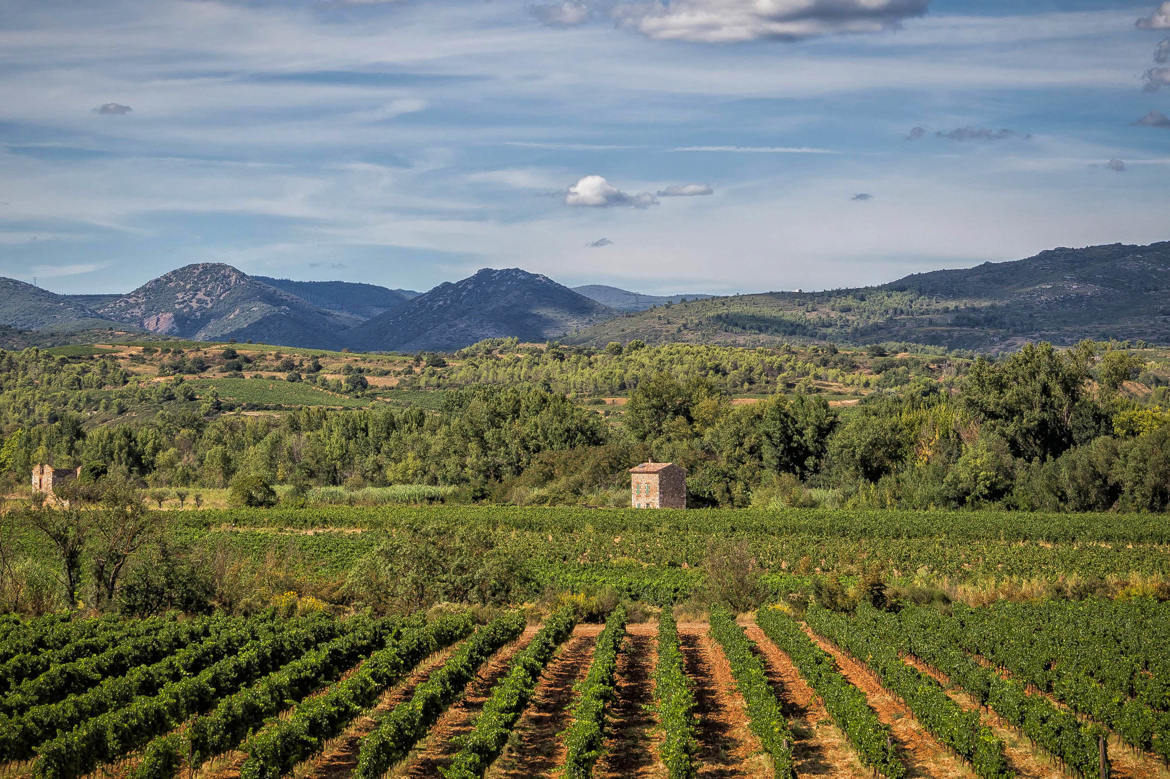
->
{"left": 442, "top": 606, "right": 578, "bottom": 779}
{"left": 562, "top": 604, "right": 628, "bottom": 778}
{"left": 755, "top": 608, "right": 903, "bottom": 777}
{"left": 708, "top": 606, "right": 795, "bottom": 779}
{"left": 3, "top": 338, "right": 1169, "bottom": 516}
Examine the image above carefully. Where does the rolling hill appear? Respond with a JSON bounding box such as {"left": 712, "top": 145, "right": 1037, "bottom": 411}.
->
{"left": 253, "top": 277, "right": 415, "bottom": 324}
{"left": 0, "top": 278, "right": 124, "bottom": 332}
{"left": 567, "top": 241, "right": 1170, "bottom": 351}
{"left": 572, "top": 285, "right": 713, "bottom": 311}
{"left": 350, "top": 268, "right": 614, "bottom": 352}
{"left": 3, "top": 241, "right": 1170, "bottom": 353}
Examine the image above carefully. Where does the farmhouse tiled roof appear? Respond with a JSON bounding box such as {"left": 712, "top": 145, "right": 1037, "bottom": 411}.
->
{"left": 629, "top": 462, "right": 683, "bottom": 474}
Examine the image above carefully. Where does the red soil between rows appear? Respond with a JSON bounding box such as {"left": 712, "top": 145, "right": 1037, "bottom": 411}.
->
{"left": 740, "top": 617, "right": 870, "bottom": 778}
{"left": 678, "top": 622, "right": 770, "bottom": 779}
{"left": 594, "top": 623, "right": 665, "bottom": 779}
{"left": 488, "top": 623, "right": 604, "bottom": 779}
{"left": 392, "top": 624, "right": 540, "bottom": 779}
{"left": 303, "top": 641, "right": 463, "bottom": 779}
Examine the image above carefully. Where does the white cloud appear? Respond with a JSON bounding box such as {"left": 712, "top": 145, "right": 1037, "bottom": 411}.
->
{"left": 565, "top": 175, "right": 657, "bottom": 207}
{"left": 1137, "top": 2, "right": 1170, "bottom": 29}
{"left": 28, "top": 262, "right": 109, "bottom": 278}
{"left": 615, "top": 0, "right": 930, "bottom": 43}
{"left": 657, "top": 183, "right": 713, "bottom": 196}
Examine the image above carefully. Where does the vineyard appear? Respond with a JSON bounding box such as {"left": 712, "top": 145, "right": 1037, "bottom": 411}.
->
{"left": 0, "top": 596, "right": 1167, "bottom": 779}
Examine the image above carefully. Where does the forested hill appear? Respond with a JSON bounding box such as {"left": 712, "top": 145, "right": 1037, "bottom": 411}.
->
{"left": 568, "top": 241, "right": 1170, "bottom": 352}
{"left": 348, "top": 268, "right": 614, "bottom": 352}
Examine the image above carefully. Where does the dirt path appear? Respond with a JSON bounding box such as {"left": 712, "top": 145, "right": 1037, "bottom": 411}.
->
{"left": 740, "top": 618, "right": 869, "bottom": 778}
{"left": 801, "top": 624, "right": 974, "bottom": 779}
{"left": 965, "top": 652, "right": 1170, "bottom": 779}
{"left": 488, "top": 623, "right": 603, "bottom": 779}
{"left": 899, "top": 653, "right": 1068, "bottom": 779}
{"left": 594, "top": 623, "right": 665, "bottom": 779}
{"left": 301, "top": 642, "right": 462, "bottom": 779}
{"left": 392, "top": 624, "right": 539, "bottom": 779}
{"left": 676, "top": 622, "right": 770, "bottom": 779}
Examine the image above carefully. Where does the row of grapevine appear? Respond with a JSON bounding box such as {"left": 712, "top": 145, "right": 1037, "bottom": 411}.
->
{"left": 754, "top": 608, "right": 903, "bottom": 778}
{"left": 708, "top": 606, "right": 796, "bottom": 779}
{"left": 128, "top": 613, "right": 403, "bottom": 778}
{"left": 32, "top": 613, "right": 340, "bottom": 779}
{"left": 189, "top": 503, "right": 1170, "bottom": 545}
{"left": 238, "top": 611, "right": 475, "bottom": 779}
{"left": 0, "top": 614, "right": 177, "bottom": 696}
{"left": 562, "top": 604, "right": 629, "bottom": 778}
{"left": 0, "top": 614, "right": 114, "bottom": 666}
{"left": 654, "top": 610, "right": 698, "bottom": 779}
{"left": 0, "top": 615, "right": 254, "bottom": 763}
{"left": 805, "top": 606, "right": 1013, "bottom": 779}
{"left": 1, "top": 616, "right": 214, "bottom": 716}
{"left": 442, "top": 606, "right": 578, "bottom": 779}
{"left": 354, "top": 610, "right": 528, "bottom": 779}
{"left": 948, "top": 601, "right": 1170, "bottom": 759}
{"left": 882, "top": 606, "right": 1108, "bottom": 778}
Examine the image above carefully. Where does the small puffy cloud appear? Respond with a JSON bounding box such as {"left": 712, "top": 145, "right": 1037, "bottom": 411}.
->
{"left": 851, "top": 193, "right": 874, "bottom": 201}
{"left": 1137, "top": 2, "right": 1170, "bottom": 29}
{"left": 565, "top": 175, "right": 657, "bottom": 208}
{"left": 937, "top": 127, "right": 1027, "bottom": 141}
{"left": 906, "top": 126, "right": 927, "bottom": 141}
{"left": 588, "top": 237, "right": 614, "bottom": 247}
{"left": 657, "top": 183, "right": 713, "bottom": 197}
{"left": 1135, "top": 109, "right": 1170, "bottom": 127}
{"left": 95, "top": 103, "right": 132, "bottom": 115}
{"left": 531, "top": 1, "right": 590, "bottom": 26}
{"left": 1156, "top": 38, "right": 1170, "bottom": 63}
{"left": 616, "top": 0, "right": 930, "bottom": 43}
{"left": 1143, "top": 66, "right": 1170, "bottom": 91}
{"left": 1106, "top": 159, "right": 1127, "bottom": 172}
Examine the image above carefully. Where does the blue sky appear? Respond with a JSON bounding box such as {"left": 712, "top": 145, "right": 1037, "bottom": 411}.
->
{"left": 0, "top": 0, "right": 1167, "bottom": 295}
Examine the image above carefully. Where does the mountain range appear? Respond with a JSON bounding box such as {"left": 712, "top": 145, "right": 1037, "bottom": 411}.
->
{"left": 2, "top": 240, "right": 1168, "bottom": 353}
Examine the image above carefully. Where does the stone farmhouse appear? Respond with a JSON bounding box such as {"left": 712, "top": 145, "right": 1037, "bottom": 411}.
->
{"left": 31, "top": 464, "right": 81, "bottom": 506}
{"left": 629, "top": 462, "right": 686, "bottom": 509}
